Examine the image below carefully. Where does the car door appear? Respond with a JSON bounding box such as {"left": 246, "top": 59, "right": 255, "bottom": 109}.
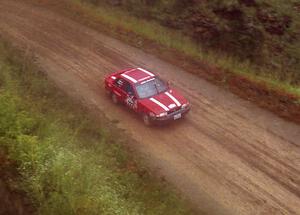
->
{"left": 123, "top": 82, "right": 138, "bottom": 111}
{"left": 113, "top": 78, "right": 127, "bottom": 103}
{"left": 113, "top": 78, "right": 137, "bottom": 110}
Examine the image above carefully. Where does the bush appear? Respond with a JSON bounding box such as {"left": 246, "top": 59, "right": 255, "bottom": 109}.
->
{"left": 85, "top": 0, "right": 300, "bottom": 84}
{"left": 0, "top": 41, "right": 194, "bottom": 215}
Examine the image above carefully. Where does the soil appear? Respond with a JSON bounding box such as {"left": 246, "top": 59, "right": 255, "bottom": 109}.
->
{"left": 0, "top": 151, "right": 33, "bottom": 215}
{"left": 0, "top": 1, "right": 299, "bottom": 214}
{"left": 35, "top": 0, "right": 300, "bottom": 125}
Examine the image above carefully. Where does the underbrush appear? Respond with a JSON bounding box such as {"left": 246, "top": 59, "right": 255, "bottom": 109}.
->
{"left": 70, "top": 0, "right": 300, "bottom": 97}
{"left": 0, "top": 41, "right": 194, "bottom": 214}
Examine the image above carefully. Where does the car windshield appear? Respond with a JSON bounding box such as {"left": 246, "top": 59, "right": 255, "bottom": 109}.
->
{"left": 136, "top": 77, "right": 168, "bottom": 99}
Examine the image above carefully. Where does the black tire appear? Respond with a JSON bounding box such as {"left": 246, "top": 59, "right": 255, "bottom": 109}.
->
{"left": 111, "top": 93, "right": 119, "bottom": 104}
{"left": 142, "top": 114, "right": 151, "bottom": 126}
{"left": 105, "top": 89, "right": 112, "bottom": 96}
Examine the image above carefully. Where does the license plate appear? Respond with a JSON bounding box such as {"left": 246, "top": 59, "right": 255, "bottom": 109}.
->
{"left": 174, "top": 113, "right": 182, "bottom": 120}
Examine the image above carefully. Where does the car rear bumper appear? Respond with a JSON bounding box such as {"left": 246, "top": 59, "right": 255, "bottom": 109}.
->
{"left": 150, "top": 106, "right": 191, "bottom": 124}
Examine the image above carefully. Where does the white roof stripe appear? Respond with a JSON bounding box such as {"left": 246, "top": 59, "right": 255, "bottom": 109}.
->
{"left": 121, "top": 73, "right": 137, "bottom": 83}
{"left": 124, "top": 68, "right": 136, "bottom": 74}
{"left": 138, "top": 76, "right": 151, "bottom": 82}
{"left": 141, "top": 78, "right": 155, "bottom": 85}
{"left": 138, "top": 68, "right": 155, "bottom": 77}
{"left": 150, "top": 98, "right": 169, "bottom": 112}
{"left": 165, "top": 92, "right": 181, "bottom": 106}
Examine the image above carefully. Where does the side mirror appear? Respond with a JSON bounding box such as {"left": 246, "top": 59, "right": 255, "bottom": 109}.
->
{"left": 167, "top": 80, "right": 171, "bottom": 87}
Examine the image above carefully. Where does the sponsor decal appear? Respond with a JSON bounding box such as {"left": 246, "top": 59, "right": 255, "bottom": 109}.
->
{"left": 126, "top": 95, "right": 136, "bottom": 109}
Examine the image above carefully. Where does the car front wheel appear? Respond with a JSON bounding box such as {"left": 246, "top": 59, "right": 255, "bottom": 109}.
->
{"left": 142, "top": 114, "right": 151, "bottom": 126}
{"left": 111, "top": 93, "right": 119, "bottom": 104}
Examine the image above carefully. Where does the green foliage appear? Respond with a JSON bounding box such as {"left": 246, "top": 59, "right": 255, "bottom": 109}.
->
{"left": 69, "top": 0, "right": 299, "bottom": 96}
{"left": 0, "top": 41, "right": 194, "bottom": 214}
{"left": 81, "top": 0, "right": 300, "bottom": 86}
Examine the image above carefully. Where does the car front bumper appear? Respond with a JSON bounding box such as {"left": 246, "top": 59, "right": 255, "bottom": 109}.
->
{"left": 150, "top": 106, "right": 191, "bottom": 124}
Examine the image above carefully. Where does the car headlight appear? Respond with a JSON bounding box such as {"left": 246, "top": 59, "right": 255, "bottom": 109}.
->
{"left": 149, "top": 112, "right": 155, "bottom": 117}
{"left": 157, "top": 112, "right": 167, "bottom": 117}
{"left": 181, "top": 103, "right": 189, "bottom": 109}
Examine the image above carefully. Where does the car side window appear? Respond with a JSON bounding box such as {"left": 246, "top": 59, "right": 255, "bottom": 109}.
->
{"left": 123, "top": 81, "right": 135, "bottom": 96}
{"left": 115, "top": 78, "right": 135, "bottom": 96}
{"left": 115, "top": 78, "right": 124, "bottom": 88}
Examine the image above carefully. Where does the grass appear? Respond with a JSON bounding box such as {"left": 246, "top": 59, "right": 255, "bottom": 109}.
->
{"left": 0, "top": 40, "right": 195, "bottom": 214}
{"left": 69, "top": 0, "right": 300, "bottom": 98}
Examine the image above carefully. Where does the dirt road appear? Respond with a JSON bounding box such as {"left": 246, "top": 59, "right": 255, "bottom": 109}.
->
{"left": 0, "top": 1, "right": 299, "bottom": 214}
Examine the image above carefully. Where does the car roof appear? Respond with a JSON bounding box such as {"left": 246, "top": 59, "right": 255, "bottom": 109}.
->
{"left": 120, "top": 68, "right": 156, "bottom": 84}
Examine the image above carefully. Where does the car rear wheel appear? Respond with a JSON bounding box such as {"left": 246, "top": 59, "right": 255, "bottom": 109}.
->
{"left": 111, "top": 93, "right": 119, "bottom": 104}
{"left": 142, "top": 114, "right": 151, "bottom": 126}
{"left": 105, "top": 89, "right": 111, "bottom": 96}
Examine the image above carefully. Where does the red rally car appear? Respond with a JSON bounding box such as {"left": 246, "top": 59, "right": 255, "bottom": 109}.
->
{"left": 105, "top": 68, "right": 190, "bottom": 125}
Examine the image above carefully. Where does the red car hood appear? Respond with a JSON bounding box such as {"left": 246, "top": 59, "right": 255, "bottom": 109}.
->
{"left": 140, "top": 89, "right": 188, "bottom": 115}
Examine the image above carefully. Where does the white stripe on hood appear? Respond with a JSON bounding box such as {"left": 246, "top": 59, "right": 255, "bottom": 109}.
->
{"left": 165, "top": 92, "right": 181, "bottom": 107}
{"left": 150, "top": 98, "right": 169, "bottom": 111}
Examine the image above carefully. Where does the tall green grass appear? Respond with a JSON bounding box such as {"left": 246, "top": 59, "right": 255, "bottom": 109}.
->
{"left": 0, "top": 41, "right": 195, "bottom": 214}
{"left": 70, "top": 0, "right": 300, "bottom": 97}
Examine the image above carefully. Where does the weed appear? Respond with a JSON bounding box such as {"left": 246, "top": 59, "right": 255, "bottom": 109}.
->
{"left": 70, "top": 0, "right": 300, "bottom": 97}
{"left": 0, "top": 40, "right": 195, "bottom": 215}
